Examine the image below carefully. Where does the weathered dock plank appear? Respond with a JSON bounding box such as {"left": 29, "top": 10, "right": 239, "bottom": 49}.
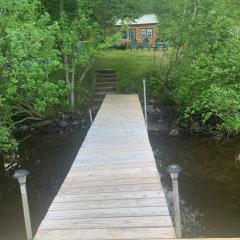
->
{"left": 34, "top": 228, "right": 175, "bottom": 240}
{"left": 34, "top": 94, "right": 175, "bottom": 239}
{"left": 49, "top": 198, "right": 168, "bottom": 210}
{"left": 40, "top": 216, "right": 173, "bottom": 229}
{"left": 53, "top": 190, "right": 166, "bottom": 202}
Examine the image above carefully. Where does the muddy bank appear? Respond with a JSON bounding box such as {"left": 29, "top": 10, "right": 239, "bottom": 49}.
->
{"left": 147, "top": 103, "right": 235, "bottom": 137}
{"left": 15, "top": 111, "right": 91, "bottom": 135}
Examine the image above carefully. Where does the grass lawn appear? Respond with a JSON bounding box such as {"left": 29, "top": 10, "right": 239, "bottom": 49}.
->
{"left": 94, "top": 49, "right": 164, "bottom": 73}
{"left": 89, "top": 49, "right": 166, "bottom": 93}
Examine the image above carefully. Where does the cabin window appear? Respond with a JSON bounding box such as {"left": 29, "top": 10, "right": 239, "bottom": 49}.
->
{"left": 129, "top": 29, "right": 136, "bottom": 40}
{"left": 147, "top": 29, "right": 153, "bottom": 38}
{"left": 141, "top": 29, "right": 147, "bottom": 39}
{"left": 141, "top": 28, "right": 153, "bottom": 39}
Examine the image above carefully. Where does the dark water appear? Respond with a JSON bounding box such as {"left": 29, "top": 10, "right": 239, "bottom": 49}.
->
{"left": 0, "top": 129, "right": 87, "bottom": 240}
{"left": 149, "top": 131, "right": 240, "bottom": 237}
{"left": 1, "top": 127, "right": 240, "bottom": 239}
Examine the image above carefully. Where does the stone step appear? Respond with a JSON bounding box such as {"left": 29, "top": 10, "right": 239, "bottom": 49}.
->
{"left": 96, "top": 78, "right": 116, "bottom": 83}
{"left": 93, "top": 69, "right": 116, "bottom": 110}
{"left": 96, "top": 75, "right": 116, "bottom": 79}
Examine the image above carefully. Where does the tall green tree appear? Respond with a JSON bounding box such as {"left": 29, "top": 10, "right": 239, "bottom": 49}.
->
{"left": 0, "top": 0, "right": 143, "bottom": 158}
{"left": 148, "top": 0, "right": 240, "bottom": 133}
{"left": 0, "top": 0, "right": 67, "bottom": 157}
{"left": 41, "top": 0, "right": 142, "bottom": 108}
{"left": 57, "top": 0, "right": 98, "bottom": 108}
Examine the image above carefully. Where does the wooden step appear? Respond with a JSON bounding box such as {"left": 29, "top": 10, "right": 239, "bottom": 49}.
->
{"left": 96, "top": 74, "right": 117, "bottom": 78}
{"left": 96, "top": 82, "right": 115, "bottom": 87}
{"left": 96, "top": 69, "right": 116, "bottom": 74}
{"left": 93, "top": 69, "right": 116, "bottom": 108}
{"left": 96, "top": 78, "right": 116, "bottom": 83}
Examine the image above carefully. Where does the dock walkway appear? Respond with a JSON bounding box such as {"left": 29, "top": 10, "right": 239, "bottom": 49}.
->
{"left": 34, "top": 94, "right": 175, "bottom": 240}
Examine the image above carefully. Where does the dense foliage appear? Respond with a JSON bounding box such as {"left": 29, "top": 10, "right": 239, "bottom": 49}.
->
{"left": 147, "top": 0, "right": 240, "bottom": 133}
{"left": 0, "top": 0, "right": 67, "bottom": 155}
{"left": 0, "top": 0, "right": 141, "bottom": 159}
{"left": 1, "top": 0, "right": 239, "bottom": 160}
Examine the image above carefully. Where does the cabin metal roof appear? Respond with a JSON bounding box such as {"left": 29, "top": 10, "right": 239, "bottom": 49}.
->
{"left": 115, "top": 14, "right": 159, "bottom": 26}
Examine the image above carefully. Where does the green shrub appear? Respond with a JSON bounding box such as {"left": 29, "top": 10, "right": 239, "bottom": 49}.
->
{"left": 116, "top": 71, "right": 146, "bottom": 94}
{"left": 145, "top": 2, "right": 240, "bottom": 133}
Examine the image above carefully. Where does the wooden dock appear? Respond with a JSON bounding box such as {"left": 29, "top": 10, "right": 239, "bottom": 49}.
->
{"left": 34, "top": 94, "right": 175, "bottom": 240}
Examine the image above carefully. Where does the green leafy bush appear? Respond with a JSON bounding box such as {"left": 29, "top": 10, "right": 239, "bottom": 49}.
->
{"left": 0, "top": 126, "right": 17, "bottom": 154}
{"left": 116, "top": 72, "right": 146, "bottom": 94}
{"left": 173, "top": 15, "right": 240, "bottom": 131}
{"left": 146, "top": 1, "right": 240, "bottom": 133}
{"left": 0, "top": 0, "right": 68, "bottom": 154}
{"left": 147, "top": 68, "right": 176, "bottom": 105}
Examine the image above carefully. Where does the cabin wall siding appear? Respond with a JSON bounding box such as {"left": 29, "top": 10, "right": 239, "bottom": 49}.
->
{"left": 130, "top": 23, "right": 159, "bottom": 45}
{"left": 115, "top": 23, "right": 159, "bottom": 46}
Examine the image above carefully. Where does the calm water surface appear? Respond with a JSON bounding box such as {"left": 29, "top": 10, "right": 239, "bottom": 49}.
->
{"left": 1, "top": 128, "right": 240, "bottom": 239}
{"left": 149, "top": 131, "right": 240, "bottom": 237}
{"left": 0, "top": 129, "right": 87, "bottom": 240}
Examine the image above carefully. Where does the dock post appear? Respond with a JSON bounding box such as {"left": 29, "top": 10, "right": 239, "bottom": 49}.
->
{"left": 143, "top": 78, "right": 148, "bottom": 129}
{"left": 166, "top": 164, "right": 182, "bottom": 238}
{"left": 89, "top": 108, "right": 93, "bottom": 124}
{"left": 14, "top": 169, "right": 33, "bottom": 240}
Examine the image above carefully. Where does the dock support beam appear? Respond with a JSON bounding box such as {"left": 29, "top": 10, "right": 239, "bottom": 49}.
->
{"left": 143, "top": 78, "right": 148, "bottom": 130}
{"left": 166, "top": 164, "right": 182, "bottom": 238}
{"left": 14, "top": 169, "right": 33, "bottom": 240}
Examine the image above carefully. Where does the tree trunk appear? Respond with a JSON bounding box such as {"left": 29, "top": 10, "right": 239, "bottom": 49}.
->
{"left": 59, "top": 0, "right": 64, "bottom": 16}
{"left": 78, "top": 59, "right": 94, "bottom": 84}
{"left": 59, "top": 0, "right": 73, "bottom": 107}
{"left": 70, "top": 71, "right": 75, "bottom": 109}
{"left": 63, "top": 54, "right": 72, "bottom": 106}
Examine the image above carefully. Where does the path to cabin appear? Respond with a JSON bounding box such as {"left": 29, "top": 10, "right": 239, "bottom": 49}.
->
{"left": 34, "top": 94, "right": 175, "bottom": 240}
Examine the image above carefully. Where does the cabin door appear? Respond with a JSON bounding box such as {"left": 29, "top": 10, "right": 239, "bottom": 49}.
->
{"left": 129, "top": 29, "right": 136, "bottom": 40}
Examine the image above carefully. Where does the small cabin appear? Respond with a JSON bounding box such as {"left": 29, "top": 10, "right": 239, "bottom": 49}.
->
{"left": 114, "top": 14, "right": 159, "bottom": 48}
